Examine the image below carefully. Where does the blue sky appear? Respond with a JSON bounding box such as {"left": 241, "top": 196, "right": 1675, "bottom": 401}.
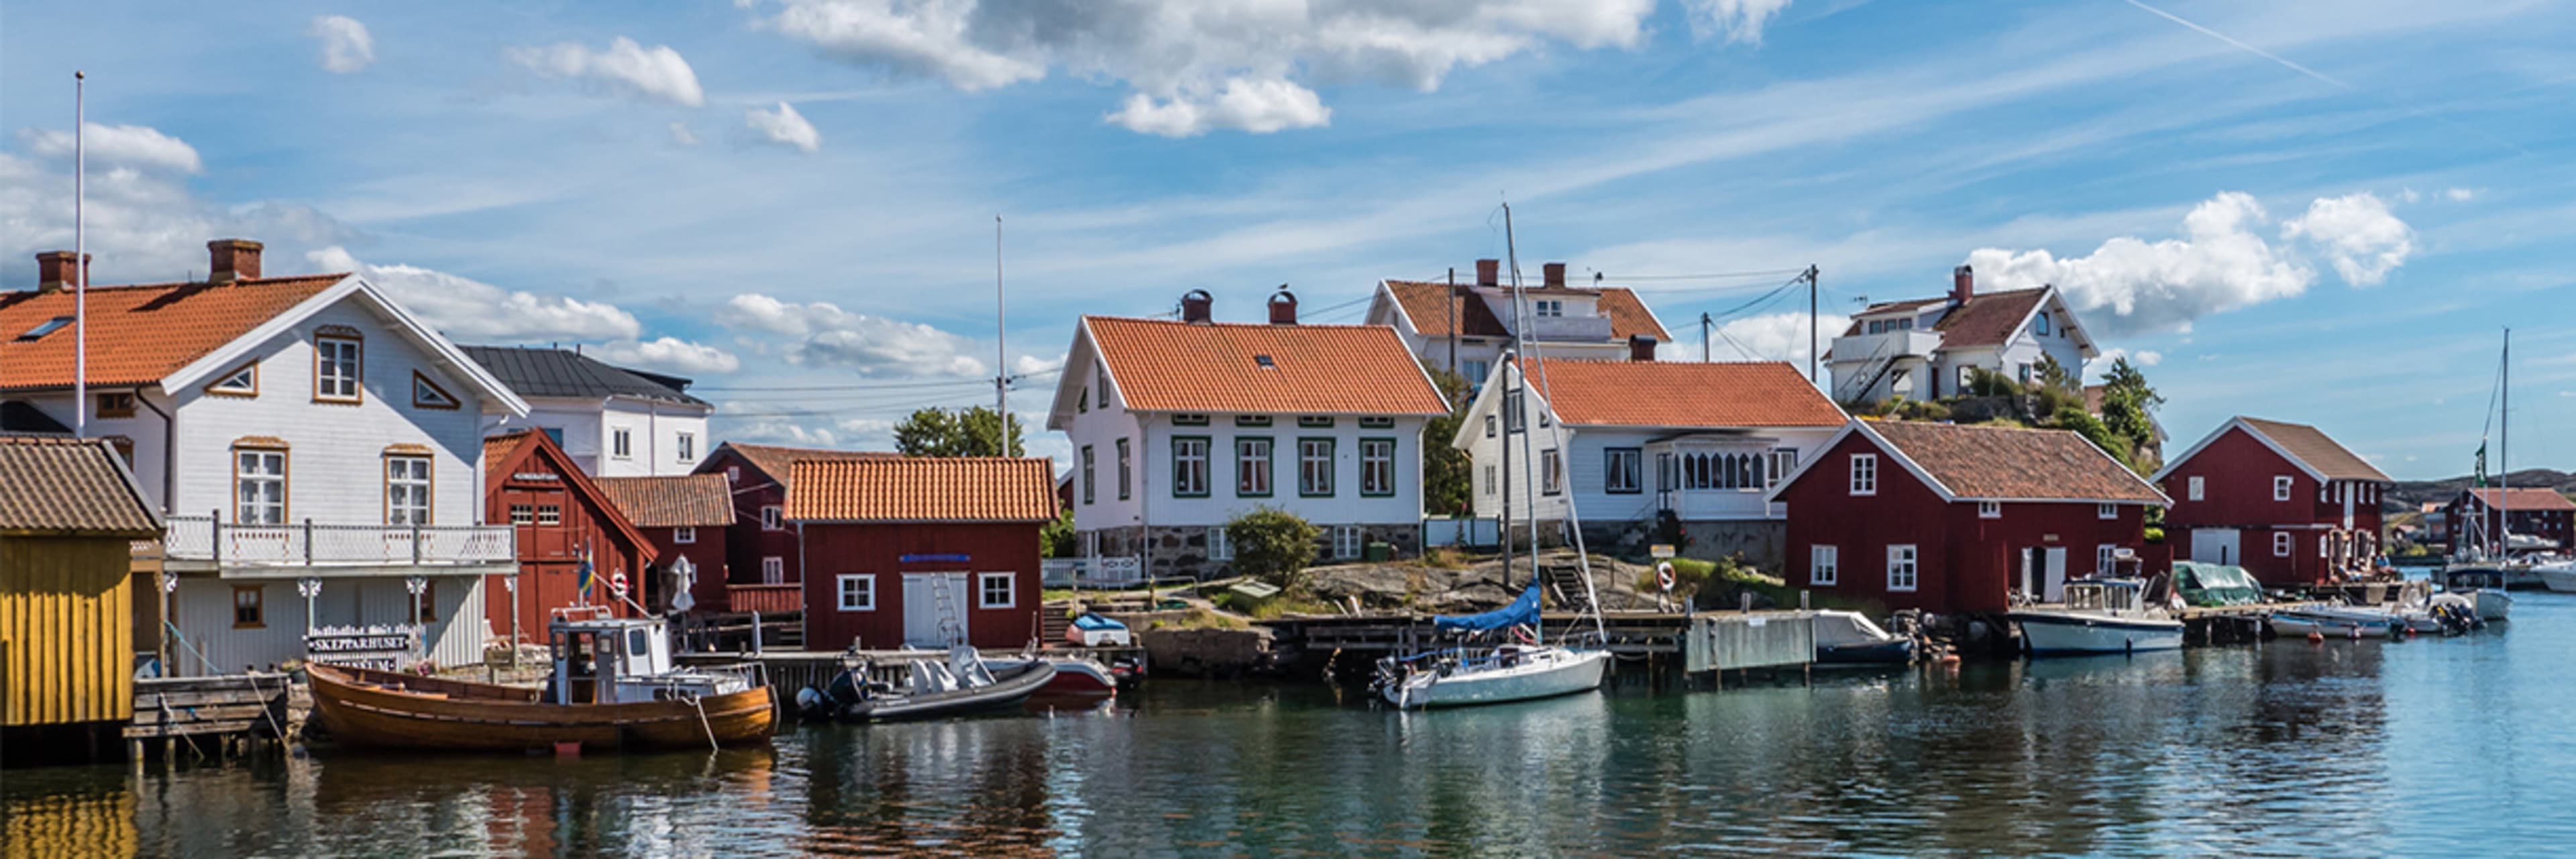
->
{"left": 4, "top": 0, "right": 2571, "bottom": 479}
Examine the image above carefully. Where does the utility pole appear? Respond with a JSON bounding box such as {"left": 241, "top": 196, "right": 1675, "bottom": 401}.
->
{"left": 1807, "top": 264, "right": 1821, "bottom": 385}
{"left": 994, "top": 215, "right": 1008, "bottom": 457}
{"left": 1700, "top": 313, "right": 1713, "bottom": 362}
{"left": 1446, "top": 267, "right": 1458, "bottom": 381}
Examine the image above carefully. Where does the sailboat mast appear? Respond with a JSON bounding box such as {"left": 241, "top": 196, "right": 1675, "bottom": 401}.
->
{"left": 1504, "top": 204, "right": 1540, "bottom": 595}
{"left": 2500, "top": 328, "right": 2510, "bottom": 557}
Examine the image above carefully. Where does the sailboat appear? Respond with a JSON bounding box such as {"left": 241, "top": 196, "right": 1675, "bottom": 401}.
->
{"left": 2443, "top": 330, "right": 2530, "bottom": 613}
{"left": 1375, "top": 205, "right": 1610, "bottom": 709}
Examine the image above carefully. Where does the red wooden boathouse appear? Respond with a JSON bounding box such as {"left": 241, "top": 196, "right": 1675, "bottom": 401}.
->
{"left": 482, "top": 430, "right": 655, "bottom": 642}
{"left": 787, "top": 457, "right": 1058, "bottom": 651}
{"left": 2154, "top": 417, "right": 2391, "bottom": 587}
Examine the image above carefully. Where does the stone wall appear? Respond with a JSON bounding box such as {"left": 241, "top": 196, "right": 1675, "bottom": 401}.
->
{"left": 1087, "top": 521, "right": 1425, "bottom": 580}
{"left": 1575, "top": 517, "right": 1786, "bottom": 572}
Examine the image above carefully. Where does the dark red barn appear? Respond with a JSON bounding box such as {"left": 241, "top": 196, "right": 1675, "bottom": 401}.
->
{"left": 2444, "top": 487, "right": 2576, "bottom": 556}
{"left": 482, "top": 430, "right": 655, "bottom": 643}
{"left": 694, "top": 443, "right": 900, "bottom": 615}
{"left": 594, "top": 474, "right": 735, "bottom": 613}
{"left": 1771, "top": 420, "right": 2168, "bottom": 615}
{"left": 787, "top": 457, "right": 1058, "bottom": 651}
{"left": 2155, "top": 417, "right": 2392, "bottom": 587}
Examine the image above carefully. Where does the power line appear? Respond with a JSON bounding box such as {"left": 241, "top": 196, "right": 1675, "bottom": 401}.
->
{"left": 694, "top": 367, "right": 1060, "bottom": 393}
{"left": 1604, "top": 268, "right": 1809, "bottom": 282}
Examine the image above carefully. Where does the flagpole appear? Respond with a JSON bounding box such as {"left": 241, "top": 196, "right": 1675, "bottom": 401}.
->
{"left": 74, "top": 70, "right": 88, "bottom": 439}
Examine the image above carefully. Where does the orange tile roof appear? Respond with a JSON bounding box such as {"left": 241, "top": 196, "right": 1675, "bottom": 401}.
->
{"left": 1383, "top": 281, "right": 1670, "bottom": 342}
{"left": 784, "top": 457, "right": 1059, "bottom": 523}
{"left": 1522, "top": 358, "right": 1845, "bottom": 428}
{"left": 594, "top": 474, "right": 735, "bottom": 528}
{"left": 2465, "top": 487, "right": 2576, "bottom": 512}
{"left": 0, "top": 276, "right": 344, "bottom": 391}
{"left": 1593, "top": 288, "right": 1674, "bottom": 342}
{"left": 716, "top": 443, "right": 902, "bottom": 489}
{"left": 0, "top": 435, "right": 161, "bottom": 535}
{"left": 1833, "top": 288, "right": 2048, "bottom": 350}
{"left": 1868, "top": 420, "right": 2167, "bottom": 503}
{"left": 2237, "top": 417, "right": 2392, "bottom": 483}
{"left": 1085, "top": 317, "right": 1449, "bottom": 415}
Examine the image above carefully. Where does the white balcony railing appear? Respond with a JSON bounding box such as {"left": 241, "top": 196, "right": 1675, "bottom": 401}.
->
{"left": 1829, "top": 330, "right": 1943, "bottom": 364}
{"left": 1521, "top": 315, "right": 1616, "bottom": 343}
{"left": 164, "top": 515, "right": 514, "bottom": 568}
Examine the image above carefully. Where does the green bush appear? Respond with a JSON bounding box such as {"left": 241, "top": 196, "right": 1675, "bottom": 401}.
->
{"left": 1226, "top": 507, "right": 1322, "bottom": 590}
{"left": 1040, "top": 509, "right": 1077, "bottom": 558}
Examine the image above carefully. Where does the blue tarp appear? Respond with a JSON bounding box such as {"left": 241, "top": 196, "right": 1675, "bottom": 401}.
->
{"left": 1071, "top": 613, "right": 1128, "bottom": 631}
{"left": 1435, "top": 582, "right": 1542, "bottom": 633}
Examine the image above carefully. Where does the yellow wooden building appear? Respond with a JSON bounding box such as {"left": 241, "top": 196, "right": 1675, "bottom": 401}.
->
{"left": 0, "top": 435, "right": 163, "bottom": 742}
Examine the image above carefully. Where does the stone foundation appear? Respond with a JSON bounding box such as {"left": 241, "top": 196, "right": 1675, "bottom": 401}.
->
{"left": 1085, "top": 522, "right": 1423, "bottom": 580}
{"left": 1576, "top": 518, "right": 1786, "bottom": 572}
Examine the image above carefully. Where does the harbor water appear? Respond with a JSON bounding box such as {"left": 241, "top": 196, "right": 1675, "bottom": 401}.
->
{"left": 11, "top": 595, "right": 2576, "bottom": 857}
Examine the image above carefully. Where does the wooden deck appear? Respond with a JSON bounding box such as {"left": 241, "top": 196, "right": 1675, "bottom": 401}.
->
{"left": 124, "top": 672, "right": 292, "bottom": 765}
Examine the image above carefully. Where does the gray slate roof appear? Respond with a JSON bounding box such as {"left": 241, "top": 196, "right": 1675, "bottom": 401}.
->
{"left": 461, "top": 346, "right": 708, "bottom": 407}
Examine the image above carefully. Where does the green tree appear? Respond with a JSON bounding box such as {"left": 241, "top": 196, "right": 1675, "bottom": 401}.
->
{"left": 1419, "top": 367, "right": 1474, "bottom": 515}
{"left": 1040, "top": 509, "right": 1077, "bottom": 558}
{"left": 2095, "top": 356, "right": 2164, "bottom": 468}
{"left": 894, "top": 406, "right": 1025, "bottom": 457}
{"left": 2052, "top": 404, "right": 2133, "bottom": 465}
{"left": 1225, "top": 507, "right": 1322, "bottom": 590}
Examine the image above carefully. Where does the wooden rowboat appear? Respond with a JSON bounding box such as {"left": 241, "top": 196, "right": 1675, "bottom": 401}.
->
{"left": 308, "top": 662, "right": 774, "bottom": 753}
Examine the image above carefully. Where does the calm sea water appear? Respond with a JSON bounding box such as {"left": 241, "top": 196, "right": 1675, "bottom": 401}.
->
{"left": 11, "top": 594, "right": 2576, "bottom": 857}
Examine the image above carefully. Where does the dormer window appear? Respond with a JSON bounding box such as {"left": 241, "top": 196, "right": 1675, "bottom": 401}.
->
{"left": 208, "top": 362, "right": 259, "bottom": 397}
{"left": 1534, "top": 299, "right": 1564, "bottom": 317}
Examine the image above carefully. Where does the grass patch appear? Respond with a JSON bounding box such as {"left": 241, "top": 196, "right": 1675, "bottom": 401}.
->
{"left": 1148, "top": 608, "right": 1251, "bottom": 631}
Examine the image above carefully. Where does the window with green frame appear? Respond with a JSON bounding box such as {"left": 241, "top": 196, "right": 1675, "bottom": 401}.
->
{"left": 1359, "top": 438, "right": 1396, "bottom": 497}
{"left": 1171, "top": 436, "right": 1211, "bottom": 497}
{"left": 1358, "top": 416, "right": 1395, "bottom": 429}
{"left": 1173, "top": 414, "right": 1210, "bottom": 426}
{"left": 1081, "top": 445, "right": 1095, "bottom": 504}
{"left": 1297, "top": 415, "right": 1334, "bottom": 428}
{"left": 1235, "top": 415, "right": 1273, "bottom": 427}
{"left": 1116, "top": 438, "right": 1132, "bottom": 500}
{"left": 1297, "top": 437, "right": 1334, "bottom": 497}
{"left": 1235, "top": 437, "right": 1273, "bottom": 497}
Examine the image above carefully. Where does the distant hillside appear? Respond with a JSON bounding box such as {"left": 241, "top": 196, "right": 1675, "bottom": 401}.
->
{"left": 2385, "top": 468, "right": 2576, "bottom": 513}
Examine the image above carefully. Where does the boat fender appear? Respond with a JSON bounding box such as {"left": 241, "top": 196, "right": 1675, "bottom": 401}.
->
{"left": 2306, "top": 631, "right": 2324, "bottom": 644}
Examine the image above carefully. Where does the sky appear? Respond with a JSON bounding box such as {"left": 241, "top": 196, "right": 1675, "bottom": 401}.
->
{"left": 3, "top": 0, "right": 2571, "bottom": 481}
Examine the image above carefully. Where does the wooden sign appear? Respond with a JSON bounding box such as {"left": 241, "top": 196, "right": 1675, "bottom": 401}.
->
{"left": 307, "top": 624, "right": 421, "bottom": 671}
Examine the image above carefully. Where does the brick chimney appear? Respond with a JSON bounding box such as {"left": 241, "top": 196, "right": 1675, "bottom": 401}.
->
{"left": 1180, "top": 289, "right": 1213, "bottom": 324}
{"left": 209, "top": 239, "right": 264, "bottom": 284}
{"left": 1475, "top": 258, "right": 1500, "bottom": 287}
{"left": 1950, "top": 264, "right": 1974, "bottom": 305}
{"left": 1543, "top": 262, "right": 1566, "bottom": 288}
{"left": 1628, "top": 334, "right": 1656, "bottom": 362}
{"left": 1268, "top": 287, "right": 1298, "bottom": 325}
{"left": 34, "top": 250, "right": 89, "bottom": 293}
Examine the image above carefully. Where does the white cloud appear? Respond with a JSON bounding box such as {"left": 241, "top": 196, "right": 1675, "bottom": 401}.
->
{"left": 744, "top": 102, "right": 821, "bottom": 152}
{"left": 1108, "top": 79, "right": 1330, "bottom": 138}
{"left": 1968, "top": 192, "right": 2318, "bottom": 337}
{"left": 591, "top": 336, "right": 741, "bottom": 375}
{"left": 2086, "top": 347, "right": 2163, "bottom": 381}
{"left": 668, "top": 122, "right": 700, "bottom": 146}
{"left": 2445, "top": 187, "right": 2477, "bottom": 201}
{"left": 307, "top": 246, "right": 643, "bottom": 342}
{"left": 1682, "top": 0, "right": 1793, "bottom": 44}
{"left": 1703, "top": 311, "right": 1850, "bottom": 368}
{"left": 309, "top": 15, "right": 376, "bottom": 74}
{"left": 753, "top": 0, "right": 1664, "bottom": 136}
{"left": 19, "top": 123, "right": 203, "bottom": 173}
{"left": 507, "top": 37, "right": 706, "bottom": 107}
{"left": 2283, "top": 192, "right": 2413, "bottom": 286}
{"left": 718, "top": 293, "right": 984, "bottom": 376}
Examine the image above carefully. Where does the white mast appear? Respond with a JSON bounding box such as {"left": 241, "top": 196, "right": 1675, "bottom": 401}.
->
{"left": 2499, "top": 327, "right": 2510, "bottom": 557}
{"left": 994, "top": 215, "right": 1008, "bottom": 456}
{"left": 74, "top": 71, "right": 88, "bottom": 438}
{"left": 1501, "top": 203, "right": 1605, "bottom": 638}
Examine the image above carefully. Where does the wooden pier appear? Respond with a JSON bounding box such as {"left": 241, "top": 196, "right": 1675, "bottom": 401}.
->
{"left": 123, "top": 673, "right": 291, "bottom": 764}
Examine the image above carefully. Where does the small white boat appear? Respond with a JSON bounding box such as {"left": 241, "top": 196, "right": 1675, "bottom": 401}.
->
{"left": 2438, "top": 567, "right": 2514, "bottom": 621}
{"left": 2008, "top": 579, "right": 2183, "bottom": 656}
{"left": 2269, "top": 610, "right": 2396, "bottom": 638}
{"left": 1379, "top": 644, "right": 1610, "bottom": 709}
{"left": 1813, "top": 610, "right": 1917, "bottom": 664}
{"left": 2535, "top": 560, "right": 2576, "bottom": 594}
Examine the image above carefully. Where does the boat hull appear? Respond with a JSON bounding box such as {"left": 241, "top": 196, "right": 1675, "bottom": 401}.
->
{"left": 2537, "top": 566, "right": 2576, "bottom": 594}
{"left": 2010, "top": 613, "right": 2183, "bottom": 656}
{"left": 307, "top": 664, "right": 774, "bottom": 753}
{"left": 1382, "top": 648, "right": 1609, "bottom": 709}
{"left": 2268, "top": 611, "right": 2395, "bottom": 638}
{"left": 2469, "top": 589, "right": 2514, "bottom": 621}
{"left": 1817, "top": 638, "right": 1917, "bottom": 664}
{"left": 835, "top": 661, "right": 1057, "bottom": 722}
{"left": 985, "top": 658, "right": 1118, "bottom": 698}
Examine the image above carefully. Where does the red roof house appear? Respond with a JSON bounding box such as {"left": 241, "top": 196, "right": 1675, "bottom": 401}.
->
{"left": 594, "top": 474, "right": 735, "bottom": 613}
{"left": 483, "top": 430, "right": 655, "bottom": 642}
{"left": 2446, "top": 487, "right": 2576, "bottom": 556}
{"left": 691, "top": 442, "right": 899, "bottom": 614}
{"left": 1368, "top": 259, "right": 1673, "bottom": 386}
{"left": 1770, "top": 419, "right": 2168, "bottom": 614}
{"left": 786, "top": 457, "right": 1058, "bottom": 650}
{"left": 2155, "top": 417, "right": 2392, "bottom": 587}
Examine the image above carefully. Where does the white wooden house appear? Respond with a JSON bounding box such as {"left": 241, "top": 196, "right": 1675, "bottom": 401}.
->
{"left": 1825, "top": 265, "right": 2097, "bottom": 405}
{"left": 1365, "top": 259, "right": 1670, "bottom": 387}
{"left": 1046, "top": 291, "right": 1452, "bottom": 579}
{"left": 1454, "top": 356, "right": 1846, "bottom": 566}
{"left": 0, "top": 240, "right": 526, "bottom": 675}
{"left": 464, "top": 345, "right": 712, "bottom": 478}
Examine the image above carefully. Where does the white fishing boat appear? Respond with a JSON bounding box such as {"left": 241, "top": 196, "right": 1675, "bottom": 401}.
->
{"left": 2269, "top": 609, "right": 2397, "bottom": 638}
{"left": 2438, "top": 566, "right": 2515, "bottom": 621}
{"left": 2008, "top": 579, "right": 2184, "bottom": 655}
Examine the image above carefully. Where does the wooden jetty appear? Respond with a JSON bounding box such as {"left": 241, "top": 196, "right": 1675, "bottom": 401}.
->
{"left": 124, "top": 672, "right": 291, "bottom": 764}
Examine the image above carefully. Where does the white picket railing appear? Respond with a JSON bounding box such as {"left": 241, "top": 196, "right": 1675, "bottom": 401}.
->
{"left": 1042, "top": 556, "right": 1146, "bottom": 588}
{"left": 164, "top": 515, "right": 514, "bottom": 567}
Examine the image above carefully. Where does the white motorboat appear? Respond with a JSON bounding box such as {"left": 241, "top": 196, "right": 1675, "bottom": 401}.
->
{"left": 1813, "top": 610, "right": 1918, "bottom": 664}
{"left": 2438, "top": 567, "right": 2514, "bottom": 621}
{"left": 2535, "top": 560, "right": 2576, "bottom": 594}
{"left": 2008, "top": 579, "right": 2183, "bottom": 656}
{"left": 1379, "top": 643, "right": 1611, "bottom": 709}
{"left": 2269, "top": 610, "right": 2396, "bottom": 638}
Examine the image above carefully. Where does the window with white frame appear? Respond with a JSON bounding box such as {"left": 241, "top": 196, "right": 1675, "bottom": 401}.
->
{"left": 1462, "top": 359, "right": 1491, "bottom": 385}
{"left": 978, "top": 572, "right": 1016, "bottom": 609}
{"left": 2098, "top": 503, "right": 2118, "bottom": 520}
{"left": 1534, "top": 299, "right": 1564, "bottom": 317}
{"left": 2188, "top": 476, "right": 2205, "bottom": 501}
{"left": 1541, "top": 448, "right": 1562, "bottom": 495}
{"left": 1333, "top": 525, "right": 1362, "bottom": 560}
{"left": 677, "top": 432, "right": 696, "bottom": 462}
{"left": 612, "top": 428, "right": 633, "bottom": 459}
{"left": 1503, "top": 391, "right": 1525, "bottom": 433}
{"left": 1483, "top": 464, "right": 1497, "bottom": 496}
{"left": 2273, "top": 532, "right": 2293, "bottom": 558}
{"left": 1208, "top": 527, "right": 1233, "bottom": 561}
{"left": 674, "top": 526, "right": 696, "bottom": 544}
{"left": 1849, "top": 454, "right": 1878, "bottom": 496}
{"left": 536, "top": 505, "right": 561, "bottom": 525}
{"left": 761, "top": 505, "right": 784, "bottom": 530}
{"left": 761, "top": 556, "right": 784, "bottom": 584}
{"left": 1766, "top": 449, "right": 1797, "bottom": 489}
{"left": 1886, "top": 544, "right": 1918, "bottom": 592}
{"left": 837, "top": 574, "right": 873, "bottom": 611}
{"left": 2273, "top": 476, "right": 2293, "bottom": 502}
{"left": 1605, "top": 448, "right": 1642, "bottom": 494}
{"left": 1978, "top": 501, "right": 2001, "bottom": 519}
{"left": 385, "top": 456, "right": 431, "bottom": 525}
{"left": 2098, "top": 544, "right": 2116, "bottom": 576}
{"left": 235, "top": 448, "right": 287, "bottom": 525}
{"left": 1811, "top": 545, "right": 1839, "bottom": 586}
{"left": 314, "top": 336, "right": 363, "bottom": 401}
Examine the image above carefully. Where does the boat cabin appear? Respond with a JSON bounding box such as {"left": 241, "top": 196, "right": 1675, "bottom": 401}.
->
{"left": 2061, "top": 579, "right": 2152, "bottom": 617}
{"left": 545, "top": 611, "right": 743, "bottom": 704}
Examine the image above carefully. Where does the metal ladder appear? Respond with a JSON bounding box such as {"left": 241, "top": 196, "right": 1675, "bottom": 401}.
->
{"left": 932, "top": 574, "right": 967, "bottom": 646}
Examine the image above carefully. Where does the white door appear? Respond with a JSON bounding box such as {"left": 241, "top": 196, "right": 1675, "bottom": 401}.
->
{"left": 2043, "top": 548, "right": 2068, "bottom": 601}
{"left": 902, "top": 573, "right": 970, "bottom": 647}
{"left": 2191, "top": 528, "right": 2240, "bottom": 566}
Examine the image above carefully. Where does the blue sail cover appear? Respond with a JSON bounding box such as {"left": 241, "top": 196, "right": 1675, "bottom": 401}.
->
{"left": 1435, "top": 582, "right": 1543, "bottom": 633}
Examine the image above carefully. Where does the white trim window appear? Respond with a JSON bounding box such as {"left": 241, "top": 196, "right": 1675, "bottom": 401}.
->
{"left": 2273, "top": 532, "right": 2294, "bottom": 558}
{"left": 314, "top": 336, "right": 362, "bottom": 401}
{"left": 2098, "top": 503, "right": 2118, "bottom": 520}
{"left": 1483, "top": 464, "right": 1497, "bottom": 497}
{"left": 1208, "top": 527, "right": 1234, "bottom": 561}
{"left": 2097, "top": 544, "right": 2116, "bottom": 576}
{"left": 385, "top": 456, "right": 432, "bottom": 525}
{"left": 1766, "top": 449, "right": 1797, "bottom": 489}
{"left": 1173, "top": 437, "right": 1210, "bottom": 497}
{"left": 1604, "top": 448, "right": 1642, "bottom": 494}
{"left": 1541, "top": 448, "right": 1563, "bottom": 496}
{"left": 2273, "top": 476, "right": 2294, "bottom": 502}
{"left": 837, "top": 574, "right": 875, "bottom": 611}
{"left": 1811, "top": 545, "right": 1839, "bottom": 586}
{"left": 1978, "top": 501, "right": 2002, "bottom": 519}
{"left": 1534, "top": 299, "right": 1565, "bottom": 317}
{"left": 978, "top": 572, "right": 1016, "bottom": 609}
{"left": 1886, "top": 544, "right": 1919, "bottom": 592}
{"left": 1333, "top": 525, "right": 1363, "bottom": 560}
{"left": 1849, "top": 454, "right": 1878, "bottom": 496}
{"left": 673, "top": 526, "right": 696, "bottom": 544}
{"left": 612, "top": 428, "right": 633, "bottom": 460}
{"left": 678, "top": 432, "right": 696, "bottom": 463}
{"left": 235, "top": 449, "right": 286, "bottom": 525}
{"left": 761, "top": 505, "right": 784, "bottom": 530}
{"left": 2188, "top": 476, "right": 2205, "bottom": 502}
{"left": 761, "top": 556, "right": 784, "bottom": 584}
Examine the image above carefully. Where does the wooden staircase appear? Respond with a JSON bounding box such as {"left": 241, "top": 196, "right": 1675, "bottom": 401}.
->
{"left": 1040, "top": 605, "right": 1073, "bottom": 646}
{"left": 1539, "top": 563, "right": 1597, "bottom": 616}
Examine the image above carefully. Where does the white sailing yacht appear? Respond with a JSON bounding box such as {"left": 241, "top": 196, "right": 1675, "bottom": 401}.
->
{"left": 2447, "top": 330, "right": 2532, "bottom": 613}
